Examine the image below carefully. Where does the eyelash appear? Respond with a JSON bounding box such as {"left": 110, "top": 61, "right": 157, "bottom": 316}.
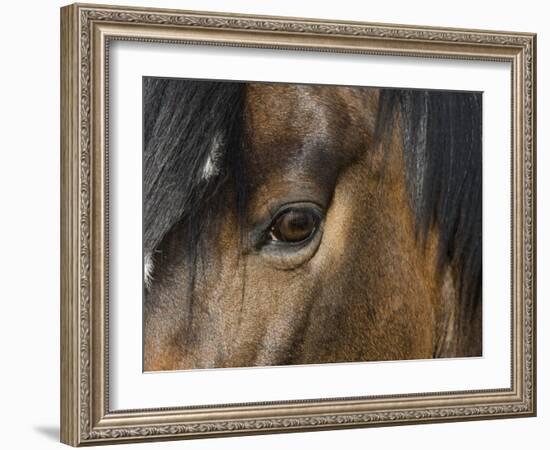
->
{"left": 265, "top": 207, "right": 321, "bottom": 245}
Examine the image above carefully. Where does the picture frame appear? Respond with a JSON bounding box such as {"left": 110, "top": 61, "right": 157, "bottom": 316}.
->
{"left": 60, "top": 2, "right": 537, "bottom": 446}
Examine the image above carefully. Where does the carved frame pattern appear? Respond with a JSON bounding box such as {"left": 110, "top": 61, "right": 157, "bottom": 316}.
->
{"left": 60, "top": 3, "right": 536, "bottom": 446}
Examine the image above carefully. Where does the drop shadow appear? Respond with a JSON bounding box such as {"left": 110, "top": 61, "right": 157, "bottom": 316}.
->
{"left": 33, "top": 425, "right": 59, "bottom": 441}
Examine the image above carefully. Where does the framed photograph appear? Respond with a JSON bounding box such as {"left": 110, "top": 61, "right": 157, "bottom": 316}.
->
{"left": 60, "top": 3, "right": 537, "bottom": 446}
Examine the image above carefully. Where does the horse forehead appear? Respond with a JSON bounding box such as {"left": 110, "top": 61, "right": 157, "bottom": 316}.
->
{"left": 244, "top": 83, "right": 378, "bottom": 175}
{"left": 246, "top": 84, "right": 353, "bottom": 139}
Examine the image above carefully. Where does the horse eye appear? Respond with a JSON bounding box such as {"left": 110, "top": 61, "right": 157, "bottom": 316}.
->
{"left": 269, "top": 208, "right": 319, "bottom": 243}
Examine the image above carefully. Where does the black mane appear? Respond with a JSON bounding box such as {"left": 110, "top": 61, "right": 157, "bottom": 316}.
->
{"left": 382, "top": 89, "right": 482, "bottom": 324}
{"left": 143, "top": 77, "right": 246, "bottom": 258}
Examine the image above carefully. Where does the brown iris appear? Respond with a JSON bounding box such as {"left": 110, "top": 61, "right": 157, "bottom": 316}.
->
{"left": 269, "top": 209, "right": 318, "bottom": 243}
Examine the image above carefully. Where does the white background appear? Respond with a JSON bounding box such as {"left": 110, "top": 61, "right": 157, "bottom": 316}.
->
{"left": 0, "top": 0, "right": 546, "bottom": 449}
{"left": 110, "top": 43, "right": 511, "bottom": 409}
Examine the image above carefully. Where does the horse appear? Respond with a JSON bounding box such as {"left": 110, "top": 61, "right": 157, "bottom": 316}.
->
{"left": 142, "top": 77, "right": 482, "bottom": 371}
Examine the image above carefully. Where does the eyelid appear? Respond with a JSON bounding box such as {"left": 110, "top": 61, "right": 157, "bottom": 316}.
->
{"left": 268, "top": 208, "right": 320, "bottom": 243}
{"left": 254, "top": 205, "right": 325, "bottom": 269}
{"left": 267, "top": 201, "right": 324, "bottom": 222}
{"left": 264, "top": 205, "right": 323, "bottom": 246}
{"left": 247, "top": 201, "right": 325, "bottom": 252}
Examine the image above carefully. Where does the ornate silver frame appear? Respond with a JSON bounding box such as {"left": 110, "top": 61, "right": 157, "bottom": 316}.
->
{"left": 60, "top": 3, "right": 536, "bottom": 446}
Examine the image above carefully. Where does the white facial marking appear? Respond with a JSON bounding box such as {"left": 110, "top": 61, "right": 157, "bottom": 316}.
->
{"left": 202, "top": 155, "right": 217, "bottom": 180}
{"left": 144, "top": 252, "right": 154, "bottom": 290}
{"left": 201, "top": 133, "right": 224, "bottom": 180}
